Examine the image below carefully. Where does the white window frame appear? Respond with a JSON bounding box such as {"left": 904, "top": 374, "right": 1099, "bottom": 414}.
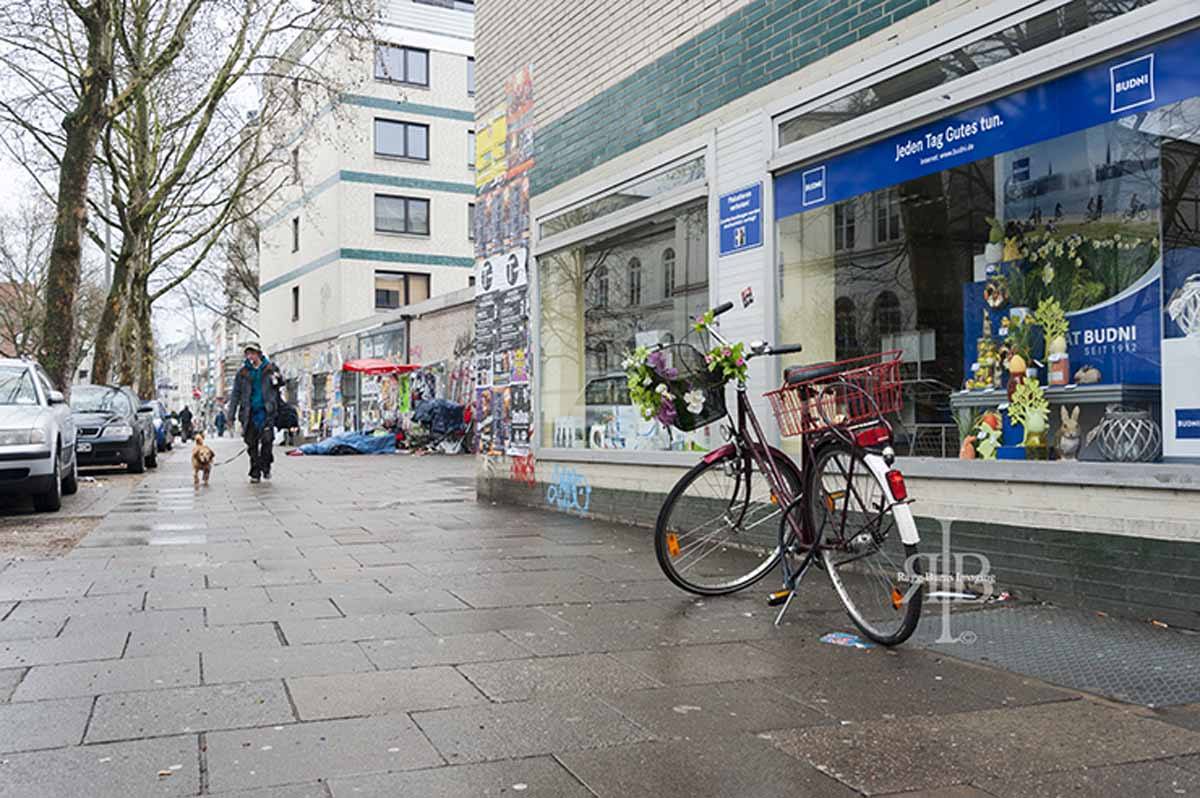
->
{"left": 529, "top": 134, "right": 716, "bottom": 465}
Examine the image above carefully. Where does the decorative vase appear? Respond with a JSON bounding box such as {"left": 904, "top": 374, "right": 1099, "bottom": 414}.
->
{"left": 1094, "top": 406, "right": 1162, "bottom": 463}
{"left": 1167, "top": 273, "right": 1200, "bottom": 337}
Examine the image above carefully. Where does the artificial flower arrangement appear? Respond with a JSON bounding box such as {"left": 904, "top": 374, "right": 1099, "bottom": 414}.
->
{"left": 1035, "top": 297, "right": 1070, "bottom": 385}
{"left": 623, "top": 328, "right": 734, "bottom": 432}
{"left": 1008, "top": 377, "right": 1050, "bottom": 458}
{"left": 1018, "top": 232, "right": 1159, "bottom": 312}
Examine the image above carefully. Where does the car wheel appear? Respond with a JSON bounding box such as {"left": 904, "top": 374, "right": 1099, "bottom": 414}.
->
{"left": 61, "top": 447, "right": 79, "bottom": 496}
{"left": 128, "top": 438, "right": 146, "bottom": 474}
{"left": 33, "top": 448, "right": 63, "bottom": 512}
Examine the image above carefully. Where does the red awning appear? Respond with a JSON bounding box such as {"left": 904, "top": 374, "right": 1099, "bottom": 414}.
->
{"left": 341, "top": 359, "right": 422, "bottom": 375}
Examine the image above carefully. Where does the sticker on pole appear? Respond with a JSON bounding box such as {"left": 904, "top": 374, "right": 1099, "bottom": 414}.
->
{"left": 820, "top": 632, "right": 875, "bottom": 649}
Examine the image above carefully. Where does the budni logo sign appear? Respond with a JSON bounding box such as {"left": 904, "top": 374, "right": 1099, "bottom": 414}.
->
{"left": 1110, "top": 54, "right": 1154, "bottom": 114}
{"left": 801, "top": 166, "right": 826, "bottom": 207}
{"left": 1177, "top": 409, "right": 1200, "bottom": 441}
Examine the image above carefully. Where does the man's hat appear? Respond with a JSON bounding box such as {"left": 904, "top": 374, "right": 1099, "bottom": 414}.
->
{"left": 242, "top": 341, "right": 263, "bottom": 354}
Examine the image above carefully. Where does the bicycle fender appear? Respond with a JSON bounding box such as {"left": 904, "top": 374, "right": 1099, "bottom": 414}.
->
{"left": 863, "top": 453, "right": 920, "bottom": 546}
{"left": 703, "top": 444, "right": 734, "bottom": 464}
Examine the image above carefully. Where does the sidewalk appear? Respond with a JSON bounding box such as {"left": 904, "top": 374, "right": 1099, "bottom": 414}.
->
{"left": 1, "top": 438, "right": 1199, "bottom": 797}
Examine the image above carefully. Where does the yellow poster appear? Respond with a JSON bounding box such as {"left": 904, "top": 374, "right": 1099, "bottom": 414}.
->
{"left": 475, "top": 105, "right": 507, "bottom": 188}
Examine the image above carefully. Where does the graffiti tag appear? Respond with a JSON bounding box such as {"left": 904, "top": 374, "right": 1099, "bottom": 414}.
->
{"left": 546, "top": 465, "right": 591, "bottom": 515}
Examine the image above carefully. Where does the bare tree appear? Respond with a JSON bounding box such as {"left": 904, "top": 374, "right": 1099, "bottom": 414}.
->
{"left": 0, "top": 0, "right": 204, "bottom": 388}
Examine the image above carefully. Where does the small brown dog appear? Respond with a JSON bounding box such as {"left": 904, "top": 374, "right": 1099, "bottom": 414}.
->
{"left": 191, "top": 433, "right": 215, "bottom": 487}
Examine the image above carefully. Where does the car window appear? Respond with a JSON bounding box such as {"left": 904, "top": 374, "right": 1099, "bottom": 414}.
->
{"left": 0, "top": 366, "right": 39, "bottom": 406}
{"left": 70, "top": 387, "right": 132, "bottom": 415}
{"left": 34, "top": 368, "right": 55, "bottom": 400}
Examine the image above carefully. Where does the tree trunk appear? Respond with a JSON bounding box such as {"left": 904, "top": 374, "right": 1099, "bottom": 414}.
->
{"left": 40, "top": 6, "right": 114, "bottom": 389}
{"left": 134, "top": 276, "right": 156, "bottom": 399}
{"left": 90, "top": 249, "right": 134, "bottom": 385}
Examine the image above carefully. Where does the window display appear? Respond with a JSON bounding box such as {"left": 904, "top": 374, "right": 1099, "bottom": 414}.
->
{"left": 776, "top": 28, "right": 1200, "bottom": 462}
{"left": 538, "top": 202, "right": 717, "bottom": 451}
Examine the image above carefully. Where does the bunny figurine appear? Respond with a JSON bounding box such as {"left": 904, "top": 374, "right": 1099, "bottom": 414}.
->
{"left": 1056, "top": 405, "right": 1081, "bottom": 460}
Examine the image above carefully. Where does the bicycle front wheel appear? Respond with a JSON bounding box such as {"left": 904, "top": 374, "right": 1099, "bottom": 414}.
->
{"left": 655, "top": 446, "right": 802, "bottom": 596}
{"left": 808, "top": 442, "right": 922, "bottom": 645}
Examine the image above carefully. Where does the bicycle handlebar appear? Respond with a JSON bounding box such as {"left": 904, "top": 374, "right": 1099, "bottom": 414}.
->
{"left": 768, "top": 343, "right": 804, "bottom": 356}
{"left": 710, "top": 301, "right": 734, "bottom": 318}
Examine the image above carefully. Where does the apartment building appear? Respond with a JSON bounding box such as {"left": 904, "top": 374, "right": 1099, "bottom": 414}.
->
{"left": 256, "top": 0, "right": 476, "bottom": 430}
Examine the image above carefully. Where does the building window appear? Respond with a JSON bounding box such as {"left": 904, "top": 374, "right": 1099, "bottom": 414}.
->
{"left": 291, "top": 286, "right": 300, "bottom": 321}
{"left": 467, "top": 57, "right": 475, "bottom": 95}
{"left": 374, "top": 195, "right": 430, "bottom": 236}
{"left": 873, "top": 291, "right": 902, "bottom": 339}
{"left": 875, "top": 188, "right": 901, "bottom": 243}
{"left": 374, "top": 119, "right": 429, "bottom": 160}
{"left": 538, "top": 201, "right": 711, "bottom": 452}
{"left": 468, "top": 130, "right": 475, "bottom": 170}
{"left": 374, "top": 271, "right": 431, "bottom": 310}
{"left": 374, "top": 44, "right": 429, "bottom": 87}
{"left": 627, "top": 257, "right": 642, "bottom": 306}
{"left": 834, "top": 201, "right": 855, "bottom": 251}
{"left": 595, "top": 265, "right": 609, "bottom": 308}
{"left": 291, "top": 217, "right": 299, "bottom": 252}
{"left": 835, "top": 297, "right": 858, "bottom": 355}
{"left": 662, "top": 248, "right": 675, "bottom": 298}
{"left": 468, "top": 203, "right": 475, "bottom": 240}
{"left": 291, "top": 147, "right": 300, "bottom": 183}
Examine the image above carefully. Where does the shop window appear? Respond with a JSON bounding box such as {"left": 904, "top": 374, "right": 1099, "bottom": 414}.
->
{"left": 374, "top": 119, "right": 429, "bottom": 160}
{"left": 374, "top": 195, "right": 430, "bottom": 236}
{"left": 374, "top": 44, "right": 428, "bottom": 87}
{"left": 834, "top": 201, "right": 855, "bottom": 251}
{"left": 628, "top": 258, "right": 642, "bottom": 306}
{"left": 375, "top": 271, "right": 430, "bottom": 310}
{"left": 778, "top": 45, "right": 1200, "bottom": 460}
{"left": 662, "top": 248, "right": 675, "bottom": 298}
{"left": 538, "top": 201, "right": 714, "bottom": 452}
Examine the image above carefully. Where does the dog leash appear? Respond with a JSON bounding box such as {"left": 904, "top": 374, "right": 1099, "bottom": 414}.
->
{"left": 214, "top": 447, "right": 247, "bottom": 467}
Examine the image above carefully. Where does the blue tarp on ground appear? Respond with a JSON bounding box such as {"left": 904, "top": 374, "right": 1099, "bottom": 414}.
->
{"left": 412, "top": 399, "right": 466, "bottom": 437}
{"left": 298, "top": 432, "right": 397, "bottom": 456}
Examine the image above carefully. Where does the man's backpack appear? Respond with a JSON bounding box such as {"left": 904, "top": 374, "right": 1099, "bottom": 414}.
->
{"left": 276, "top": 402, "right": 300, "bottom": 430}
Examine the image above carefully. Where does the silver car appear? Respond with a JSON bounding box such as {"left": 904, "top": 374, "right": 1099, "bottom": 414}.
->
{"left": 0, "top": 359, "right": 78, "bottom": 512}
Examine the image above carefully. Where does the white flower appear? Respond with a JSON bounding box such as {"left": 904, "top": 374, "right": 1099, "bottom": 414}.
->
{"left": 684, "top": 389, "right": 706, "bottom": 414}
{"left": 1074, "top": 257, "right": 1082, "bottom": 267}
{"left": 642, "top": 376, "right": 652, "bottom": 386}
{"left": 621, "top": 357, "right": 633, "bottom": 370}
{"left": 655, "top": 383, "right": 669, "bottom": 395}
{"left": 1042, "top": 266, "right": 1055, "bottom": 285}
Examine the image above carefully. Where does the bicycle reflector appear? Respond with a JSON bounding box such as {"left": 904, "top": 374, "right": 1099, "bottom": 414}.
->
{"left": 665, "top": 533, "right": 681, "bottom": 557}
{"left": 854, "top": 425, "right": 891, "bottom": 448}
{"left": 885, "top": 469, "right": 908, "bottom": 501}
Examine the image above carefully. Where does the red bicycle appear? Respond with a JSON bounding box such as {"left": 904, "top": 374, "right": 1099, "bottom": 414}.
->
{"left": 650, "top": 301, "right": 923, "bottom": 645}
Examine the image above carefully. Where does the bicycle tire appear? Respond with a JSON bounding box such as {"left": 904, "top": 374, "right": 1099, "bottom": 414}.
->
{"left": 655, "top": 445, "right": 802, "bottom": 596}
{"left": 807, "top": 442, "right": 922, "bottom": 645}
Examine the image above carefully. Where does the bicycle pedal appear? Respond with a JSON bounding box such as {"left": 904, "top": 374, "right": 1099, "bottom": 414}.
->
{"left": 766, "top": 589, "right": 792, "bottom": 607}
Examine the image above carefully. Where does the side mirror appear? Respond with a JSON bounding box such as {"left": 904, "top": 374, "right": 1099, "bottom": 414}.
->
{"left": 48, "top": 390, "right": 66, "bottom": 405}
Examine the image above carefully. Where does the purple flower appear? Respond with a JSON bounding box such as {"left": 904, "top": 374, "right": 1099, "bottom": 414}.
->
{"left": 736, "top": 357, "right": 745, "bottom": 367}
{"left": 645, "top": 349, "right": 677, "bottom": 380}
{"left": 655, "top": 401, "right": 677, "bottom": 426}
{"left": 723, "top": 348, "right": 732, "bottom": 358}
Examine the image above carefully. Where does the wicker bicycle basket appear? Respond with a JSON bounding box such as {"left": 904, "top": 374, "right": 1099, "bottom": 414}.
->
{"left": 764, "top": 351, "right": 902, "bottom": 438}
{"left": 642, "top": 343, "right": 728, "bottom": 432}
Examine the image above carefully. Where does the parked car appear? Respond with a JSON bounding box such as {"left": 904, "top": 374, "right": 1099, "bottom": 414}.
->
{"left": 146, "top": 399, "right": 173, "bottom": 452}
{"left": 70, "top": 385, "right": 157, "bottom": 472}
{"left": 0, "top": 358, "right": 78, "bottom": 512}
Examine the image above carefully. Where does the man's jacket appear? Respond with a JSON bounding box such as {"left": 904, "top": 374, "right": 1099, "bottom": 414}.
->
{"left": 228, "top": 358, "right": 284, "bottom": 430}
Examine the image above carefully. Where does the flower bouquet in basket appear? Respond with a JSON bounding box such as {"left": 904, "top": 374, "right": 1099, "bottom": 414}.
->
{"left": 624, "top": 341, "right": 741, "bottom": 432}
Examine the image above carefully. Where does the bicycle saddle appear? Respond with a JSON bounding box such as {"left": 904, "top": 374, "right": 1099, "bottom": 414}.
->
{"left": 784, "top": 361, "right": 851, "bottom": 384}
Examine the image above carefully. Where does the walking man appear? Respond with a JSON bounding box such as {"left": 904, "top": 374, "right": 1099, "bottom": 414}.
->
{"left": 228, "top": 342, "right": 284, "bottom": 483}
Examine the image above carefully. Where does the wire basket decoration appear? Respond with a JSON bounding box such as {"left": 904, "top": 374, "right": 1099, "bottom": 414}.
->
{"left": 765, "top": 351, "right": 902, "bottom": 438}
{"left": 1088, "top": 405, "right": 1162, "bottom": 463}
{"left": 1167, "top": 273, "right": 1200, "bottom": 337}
{"left": 642, "top": 343, "right": 728, "bottom": 432}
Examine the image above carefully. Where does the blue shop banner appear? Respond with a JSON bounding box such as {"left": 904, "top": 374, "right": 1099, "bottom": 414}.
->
{"left": 961, "top": 263, "right": 1162, "bottom": 386}
{"left": 776, "top": 27, "right": 1200, "bottom": 219}
{"left": 718, "top": 183, "right": 763, "bottom": 256}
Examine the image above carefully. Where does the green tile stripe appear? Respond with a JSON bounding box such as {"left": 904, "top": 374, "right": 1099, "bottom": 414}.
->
{"left": 263, "top": 171, "right": 475, "bottom": 230}
{"left": 531, "top": 0, "right": 939, "bottom": 196}
{"left": 343, "top": 93, "right": 474, "bottom": 121}
{"left": 262, "top": 248, "right": 473, "bottom": 293}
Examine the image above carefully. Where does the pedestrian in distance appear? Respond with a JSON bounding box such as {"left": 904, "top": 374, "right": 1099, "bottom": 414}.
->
{"left": 228, "top": 342, "right": 285, "bottom": 483}
{"left": 179, "top": 406, "right": 194, "bottom": 441}
{"left": 215, "top": 408, "right": 227, "bottom": 438}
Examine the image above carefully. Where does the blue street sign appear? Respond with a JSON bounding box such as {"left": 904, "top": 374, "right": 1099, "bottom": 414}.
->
{"left": 718, "top": 183, "right": 763, "bottom": 256}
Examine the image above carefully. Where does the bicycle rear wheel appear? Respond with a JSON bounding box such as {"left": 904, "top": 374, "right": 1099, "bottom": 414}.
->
{"left": 808, "top": 442, "right": 922, "bottom": 645}
{"left": 655, "top": 446, "right": 802, "bottom": 595}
